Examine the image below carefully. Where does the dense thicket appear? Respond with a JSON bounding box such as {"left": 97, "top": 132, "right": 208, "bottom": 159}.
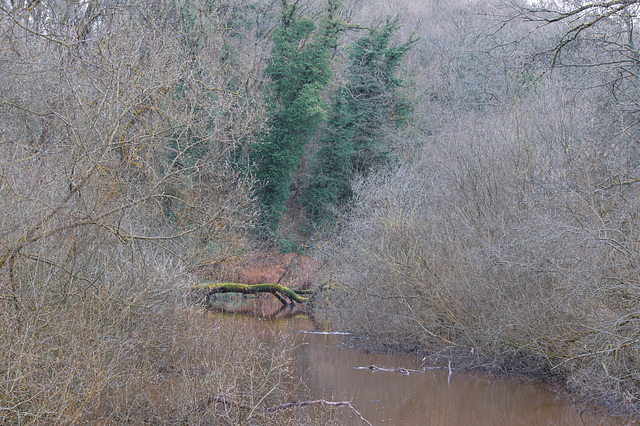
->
{"left": 315, "top": 0, "right": 640, "bottom": 416}
{"left": 0, "top": 0, "right": 324, "bottom": 423}
{"left": 4, "top": 0, "right": 640, "bottom": 421}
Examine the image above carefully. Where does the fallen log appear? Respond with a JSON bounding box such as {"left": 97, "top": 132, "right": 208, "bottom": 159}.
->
{"left": 194, "top": 282, "right": 311, "bottom": 305}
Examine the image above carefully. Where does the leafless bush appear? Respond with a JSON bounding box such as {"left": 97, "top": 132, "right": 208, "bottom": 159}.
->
{"left": 0, "top": 1, "right": 331, "bottom": 423}
{"left": 316, "top": 44, "right": 640, "bottom": 415}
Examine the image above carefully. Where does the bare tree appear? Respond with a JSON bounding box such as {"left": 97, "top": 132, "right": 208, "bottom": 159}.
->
{"left": 503, "top": 1, "right": 640, "bottom": 116}
{"left": 0, "top": 1, "right": 334, "bottom": 423}
{"left": 313, "top": 0, "right": 640, "bottom": 417}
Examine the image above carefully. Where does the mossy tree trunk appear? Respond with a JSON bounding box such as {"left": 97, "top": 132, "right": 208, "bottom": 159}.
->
{"left": 195, "top": 282, "right": 313, "bottom": 305}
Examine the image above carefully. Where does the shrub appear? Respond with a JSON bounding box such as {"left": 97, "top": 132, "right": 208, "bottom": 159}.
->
{"left": 315, "top": 77, "right": 640, "bottom": 413}
{"left": 0, "top": 1, "right": 322, "bottom": 423}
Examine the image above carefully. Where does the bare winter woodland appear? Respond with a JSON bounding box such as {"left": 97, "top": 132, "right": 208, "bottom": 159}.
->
{"left": 2, "top": 0, "right": 640, "bottom": 422}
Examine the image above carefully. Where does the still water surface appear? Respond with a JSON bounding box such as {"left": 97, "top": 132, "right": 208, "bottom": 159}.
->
{"left": 210, "top": 297, "right": 633, "bottom": 425}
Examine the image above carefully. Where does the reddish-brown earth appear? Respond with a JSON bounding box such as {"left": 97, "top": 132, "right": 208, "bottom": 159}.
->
{"left": 200, "top": 250, "right": 318, "bottom": 289}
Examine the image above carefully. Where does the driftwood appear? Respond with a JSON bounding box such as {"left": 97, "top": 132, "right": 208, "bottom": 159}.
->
{"left": 354, "top": 364, "right": 423, "bottom": 376}
{"left": 198, "top": 396, "right": 372, "bottom": 425}
{"left": 267, "top": 400, "right": 372, "bottom": 425}
{"left": 194, "top": 282, "right": 312, "bottom": 306}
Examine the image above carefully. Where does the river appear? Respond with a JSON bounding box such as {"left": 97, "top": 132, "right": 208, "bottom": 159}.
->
{"left": 209, "top": 296, "right": 634, "bottom": 425}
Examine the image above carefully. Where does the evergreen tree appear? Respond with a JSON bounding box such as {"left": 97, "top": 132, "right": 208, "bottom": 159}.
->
{"left": 253, "top": 0, "right": 345, "bottom": 235}
{"left": 303, "top": 17, "right": 417, "bottom": 224}
{"left": 302, "top": 90, "right": 356, "bottom": 224}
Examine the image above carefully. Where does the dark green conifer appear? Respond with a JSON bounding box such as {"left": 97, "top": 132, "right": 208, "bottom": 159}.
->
{"left": 303, "top": 17, "right": 417, "bottom": 224}
{"left": 253, "top": 0, "right": 345, "bottom": 235}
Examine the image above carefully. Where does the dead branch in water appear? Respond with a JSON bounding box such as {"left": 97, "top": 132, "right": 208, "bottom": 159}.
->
{"left": 198, "top": 396, "right": 373, "bottom": 425}
{"left": 354, "top": 364, "right": 423, "bottom": 375}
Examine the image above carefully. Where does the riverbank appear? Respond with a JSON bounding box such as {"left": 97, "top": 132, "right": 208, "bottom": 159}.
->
{"left": 310, "top": 304, "right": 639, "bottom": 424}
{"left": 199, "top": 249, "right": 640, "bottom": 422}
{"left": 312, "top": 176, "right": 640, "bottom": 423}
{"left": 206, "top": 294, "right": 631, "bottom": 425}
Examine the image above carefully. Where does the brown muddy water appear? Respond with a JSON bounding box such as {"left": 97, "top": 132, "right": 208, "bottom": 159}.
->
{"left": 209, "top": 296, "right": 635, "bottom": 425}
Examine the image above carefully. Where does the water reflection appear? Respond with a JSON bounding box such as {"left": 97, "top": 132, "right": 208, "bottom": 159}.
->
{"left": 208, "top": 296, "right": 633, "bottom": 425}
{"left": 208, "top": 293, "right": 308, "bottom": 318}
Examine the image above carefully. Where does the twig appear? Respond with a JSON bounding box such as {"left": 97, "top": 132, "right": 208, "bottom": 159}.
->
{"left": 292, "top": 330, "right": 351, "bottom": 335}
{"left": 266, "top": 399, "right": 373, "bottom": 425}
{"left": 198, "top": 396, "right": 253, "bottom": 412}
{"left": 276, "top": 252, "right": 298, "bottom": 285}
{"left": 198, "top": 396, "right": 373, "bottom": 425}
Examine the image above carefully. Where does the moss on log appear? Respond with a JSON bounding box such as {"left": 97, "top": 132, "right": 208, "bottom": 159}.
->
{"left": 194, "top": 282, "right": 311, "bottom": 305}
